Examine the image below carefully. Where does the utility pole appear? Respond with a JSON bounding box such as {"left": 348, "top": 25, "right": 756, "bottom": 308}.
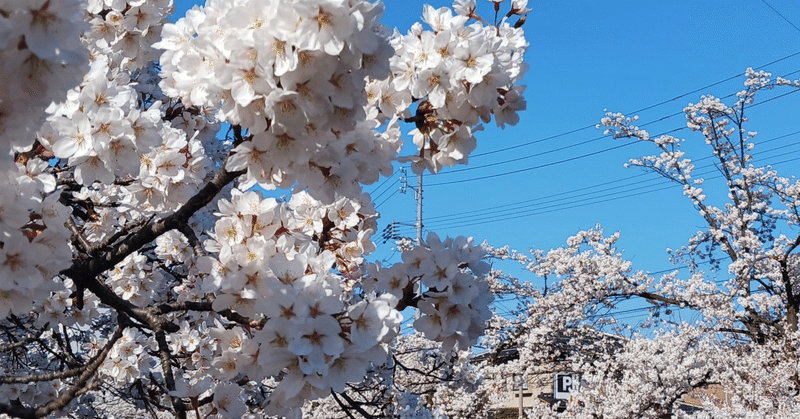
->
{"left": 415, "top": 172, "right": 423, "bottom": 245}
{"left": 398, "top": 166, "right": 424, "bottom": 321}
{"left": 399, "top": 167, "right": 424, "bottom": 245}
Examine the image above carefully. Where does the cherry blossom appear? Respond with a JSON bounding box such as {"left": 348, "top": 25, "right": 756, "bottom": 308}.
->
{"left": 0, "top": 0, "right": 529, "bottom": 417}
{"left": 474, "top": 71, "right": 800, "bottom": 419}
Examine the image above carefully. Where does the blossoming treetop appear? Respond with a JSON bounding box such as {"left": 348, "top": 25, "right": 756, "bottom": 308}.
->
{"left": 482, "top": 69, "right": 800, "bottom": 418}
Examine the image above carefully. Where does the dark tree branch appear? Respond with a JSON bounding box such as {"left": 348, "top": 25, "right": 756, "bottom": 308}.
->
{"left": 153, "top": 326, "right": 188, "bottom": 419}
{"left": 331, "top": 390, "right": 377, "bottom": 419}
{"left": 90, "top": 215, "right": 155, "bottom": 255}
{"left": 0, "top": 329, "right": 46, "bottom": 353}
{"left": 176, "top": 223, "right": 206, "bottom": 258}
{"left": 2, "top": 320, "right": 126, "bottom": 418}
{"left": 63, "top": 165, "right": 243, "bottom": 286}
{"left": 64, "top": 217, "right": 91, "bottom": 255}
{"left": 154, "top": 300, "right": 264, "bottom": 328}
{"left": 62, "top": 163, "right": 242, "bottom": 314}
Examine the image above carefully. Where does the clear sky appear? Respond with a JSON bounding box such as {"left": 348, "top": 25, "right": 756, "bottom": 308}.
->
{"left": 171, "top": 0, "right": 800, "bottom": 324}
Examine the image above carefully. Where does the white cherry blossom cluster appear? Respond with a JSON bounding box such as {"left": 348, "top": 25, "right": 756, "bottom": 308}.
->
{"left": 367, "top": 232, "right": 494, "bottom": 350}
{"left": 156, "top": 0, "right": 399, "bottom": 201}
{"left": 193, "top": 189, "right": 379, "bottom": 295}
{"left": 299, "top": 330, "right": 498, "bottom": 419}
{"left": 393, "top": 333, "right": 492, "bottom": 418}
{"left": 0, "top": 0, "right": 89, "bottom": 152}
{"left": 150, "top": 190, "right": 398, "bottom": 415}
{"left": 0, "top": 0, "right": 90, "bottom": 319}
{"left": 384, "top": 0, "right": 528, "bottom": 173}
{"left": 0, "top": 0, "right": 528, "bottom": 417}
{"left": 84, "top": 0, "right": 175, "bottom": 71}
{"left": 705, "top": 332, "right": 800, "bottom": 418}
{"left": 563, "top": 327, "right": 712, "bottom": 419}
{"left": 39, "top": 57, "right": 212, "bottom": 213}
{"left": 0, "top": 173, "right": 72, "bottom": 318}
{"left": 0, "top": 377, "right": 62, "bottom": 411}
{"left": 107, "top": 252, "right": 167, "bottom": 306}
{"left": 32, "top": 277, "right": 101, "bottom": 327}
{"left": 98, "top": 327, "right": 158, "bottom": 386}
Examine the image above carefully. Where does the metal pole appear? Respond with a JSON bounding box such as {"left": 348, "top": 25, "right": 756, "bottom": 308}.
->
{"left": 416, "top": 172, "right": 423, "bottom": 245}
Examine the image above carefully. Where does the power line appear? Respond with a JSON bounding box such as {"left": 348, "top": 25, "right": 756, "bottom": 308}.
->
{"left": 409, "top": 131, "right": 800, "bottom": 229}
{"left": 760, "top": 0, "right": 800, "bottom": 34}
{"left": 368, "top": 169, "right": 399, "bottom": 196}
{"left": 419, "top": 173, "right": 652, "bottom": 222}
{"left": 427, "top": 180, "right": 677, "bottom": 231}
{"left": 471, "top": 124, "right": 596, "bottom": 158}
{"left": 427, "top": 154, "right": 800, "bottom": 231}
{"left": 426, "top": 84, "right": 800, "bottom": 187}
{"left": 424, "top": 177, "right": 657, "bottom": 223}
{"left": 449, "top": 135, "right": 608, "bottom": 174}
{"left": 427, "top": 138, "right": 640, "bottom": 187}
{"left": 469, "top": 51, "right": 800, "bottom": 159}
{"left": 371, "top": 178, "right": 399, "bottom": 202}
{"left": 375, "top": 188, "right": 400, "bottom": 208}
{"left": 417, "top": 130, "right": 800, "bottom": 226}
{"left": 425, "top": 178, "right": 671, "bottom": 227}
{"left": 423, "top": 149, "right": 800, "bottom": 231}
{"left": 425, "top": 126, "right": 681, "bottom": 187}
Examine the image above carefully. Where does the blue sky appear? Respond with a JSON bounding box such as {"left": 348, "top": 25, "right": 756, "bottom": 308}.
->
{"left": 171, "top": 0, "right": 800, "bottom": 324}
{"left": 371, "top": 1, "right": 800, "bottom": 274}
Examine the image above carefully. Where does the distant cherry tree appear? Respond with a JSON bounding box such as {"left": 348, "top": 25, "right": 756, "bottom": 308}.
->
{"left": 482, "top": 70, "right": 800, "bottom": 418}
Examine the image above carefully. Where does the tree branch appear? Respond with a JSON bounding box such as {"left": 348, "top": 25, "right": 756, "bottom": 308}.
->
{"left": 0, "top": 319, "right": 127, "bottom": 418}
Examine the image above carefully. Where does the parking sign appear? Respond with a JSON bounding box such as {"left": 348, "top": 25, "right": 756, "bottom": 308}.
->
{"left": 554, "top": 373, "right": 580, "bottom": 400}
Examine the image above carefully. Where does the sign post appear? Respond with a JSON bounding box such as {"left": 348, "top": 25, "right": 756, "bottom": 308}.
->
{"left": 514, "top": 375, "right": 528, "bottom": 418}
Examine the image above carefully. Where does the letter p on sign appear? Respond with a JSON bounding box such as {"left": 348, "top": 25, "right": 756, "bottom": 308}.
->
{"left": 554, "top": 373, "right": 579, "bottom": 400}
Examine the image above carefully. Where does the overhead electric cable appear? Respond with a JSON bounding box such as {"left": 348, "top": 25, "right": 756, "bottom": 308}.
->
{"left": 425, "top": 151, "right": 800, "bottom": 230}
{"left": 371, "top": 178, "right": 399, "bottom": 202}
{"left": 427, "top": 127, "right": 686, "bottom": 187}
{"left": 427, "top": 182, "right": 679, "bottom": 231}
{"left": 412, "top": 129, "right": 800, "bottom": 226}
{"left": 424, "top": 142, "right": 800, "bottom": 225}
{"left": 428, "top": 139, "right": 638, "bottom": 187}
{"left": 375, "top": 188, "right": 400, "bottom": 209}
{"left": 415, "top": 173, "right": 650, "bottom": 222}
{"left": 423, "top": 176, "right": 667, "bottom": 225}
{"left": 428, "top": 85, "right": 800, "bottom": 187}
{"left": 470, "top": 51, "right": 800, "bottom": 159}
{"left": 760, "top": 0, "right": 800, "bottom": 33}
{"left": 368, "top": 169, "right": 399, "bottom": 195}
{"left": 428, "top": 156, "right": 800, "bottom": 231}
